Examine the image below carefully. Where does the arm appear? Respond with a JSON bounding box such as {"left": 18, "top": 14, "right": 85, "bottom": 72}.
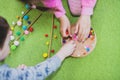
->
{"left": 40, "top": 0, "right": 66, "bottom": 18}
{"left": 0, "top": 41, "right": 76, "bottom": 80}
{"left": 75, "top": 0, "right": 97, "bottom": 42}
{"left": 0, "top": 55, "right": 61, "bottom": 80}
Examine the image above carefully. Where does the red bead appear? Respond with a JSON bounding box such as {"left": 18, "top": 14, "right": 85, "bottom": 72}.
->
{"left": 45, "top": 34, "right": 48, "bottom": 37}
{"left": 51, "top": 49, "right": 55, "bottom": 53}
{"left": 53, "top": 25, "right": 57, "bottom": 29}
{"left": 66, "top": 30, "right": 69, "bottom": 35}
{"left": 29, "top": 27, "right": 33, "bottom": 32}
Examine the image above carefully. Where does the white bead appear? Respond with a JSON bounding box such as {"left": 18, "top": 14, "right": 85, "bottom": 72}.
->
{"left": 14, "top": 41, "right": 19, "bottom": 46}
{"left": 21, "top": 11, "right": 25, "bottom": 15}
{"left": 10, "top": 36, "right": 15, "bottom": 41}
{"left": 17, "top": 21, "right": 22, "bottom": 26}
{"left": 12, "top": 21, "right": 15, "bottom": 25}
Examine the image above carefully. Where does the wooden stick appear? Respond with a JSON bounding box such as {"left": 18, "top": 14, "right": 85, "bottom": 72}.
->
{"left": 48, "top": 14, "right": 55, "bottom": 58}
{"left": 11, "top": 9, "right": 32, "bottom": 29}
{"left": 10, "top": 13, "right": 42, "bottom": 45}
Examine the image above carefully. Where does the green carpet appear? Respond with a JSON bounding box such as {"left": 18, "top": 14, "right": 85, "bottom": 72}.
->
{"left": 0, "top": 0, "right": 120, "bottom": 80}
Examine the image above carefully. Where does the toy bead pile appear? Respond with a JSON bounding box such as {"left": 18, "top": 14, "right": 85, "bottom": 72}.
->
{"left": 62, "top": 27, "right": 97, "bottom": 57}
{"left": 9, "top": 4, "right": 57, "bottom": 59}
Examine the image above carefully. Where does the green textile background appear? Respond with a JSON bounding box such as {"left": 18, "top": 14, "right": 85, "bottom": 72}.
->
{"left": 0, "top": 0, "right": 120, "bottom": 80}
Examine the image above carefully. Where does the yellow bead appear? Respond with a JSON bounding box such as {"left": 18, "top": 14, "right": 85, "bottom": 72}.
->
{"left": 91, "top": 30, "right": 94, "bottom": 33}
{"left": 43, "top": 53, "right": 48, "bottom": 58}
{"left": 11, "top": 27, "right": 14, "bottom": 31}
{"left": 46, "top": 41, "right": 49, "bottom": 45}
{"left": 54, "top": 35, "right": 57, "bottom": 39}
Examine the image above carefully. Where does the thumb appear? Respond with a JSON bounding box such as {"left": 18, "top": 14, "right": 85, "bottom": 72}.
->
{"left": 75, "top": 25, "right": 79, "bottom": 34}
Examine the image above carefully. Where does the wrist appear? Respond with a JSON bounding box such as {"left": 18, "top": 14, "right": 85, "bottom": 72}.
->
{"left": 56, "top": 52, "right": 66, "bottom": 62}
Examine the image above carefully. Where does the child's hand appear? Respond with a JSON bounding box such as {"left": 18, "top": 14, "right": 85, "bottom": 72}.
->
{"left": 75, "top": 15, "right": 91, "bottom": 42}
{"left": 18, "top": 64, "right": 27, "bottom": 70}
{"left": 56, "top": 40, "right": 76, "bottom": 61}
{"left": 59, "top": 15, "right": 71, "bottom": 37}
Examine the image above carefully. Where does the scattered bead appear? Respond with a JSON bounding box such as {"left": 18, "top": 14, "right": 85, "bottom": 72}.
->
{"left": 11, "top": 45, "right": 16, "bottom": 50}
{"left": 22, "top": 25, "right": 27, "bottom": 30}
{"left": 45, "top": 34, "right": 48, "bottom": 37}
{"left": 24, "top": 30, "right": 29, "bottom": 35}
{"left": 84, "top": 46, "right": 90, "bottom": 52}
{"left": 27, "top": 21, "right": 31, "bottom": 24}
{"left": 43, "top": 53, "right": 48, "bottom": 58}
{"left": 14, "top": 41, "right": 20, "bottom": 46}
{"left": 66, "top": 30, "right": 69, "bottom": 35}
{"left": 11, "top": 27, "right": 14, "bottom": 31}
{"left": 12, "top": 21, "right": 15, "bottom": 25}
{"left": 46, "top": 41, "right": 49, "bottom": 46}
{"left": 16, "top": 31, "right": 21, "bottom": 36}
{"left": 62, "top": 39, "right": 66, "bottom": 43}
{"left": 17, "top": 21, "right": 22, "bottom": 26}
{"left": 10, "top": 36, "right": 15, "bottom": 41}
{"left": 20, "top": 36, "right": 25, "bottom": 41}
{"left": 23, "top": 15, "right": 29, "bottom": 20}
{"left": 16, "top": 16, "right": 20, "bottom": 19}
{"left": 54, "top": 35, "right": 57, "bottom": 39}
{"left": 29, "top": 27, "right": 33, "bottom": 32}
{"left": 53, "top": 25, "right": 57, "bottom": 29}
{"left": 50, "top": 49, "right": 55, "bottom": 53}
{"left": 31, "top": 5, "right": 36, "bottom": 9}
{"left": 21, "top": 11, "right": 25, "bottom": 15}
{"left": 25, "top": 4, "right": 30, "bottom": 9}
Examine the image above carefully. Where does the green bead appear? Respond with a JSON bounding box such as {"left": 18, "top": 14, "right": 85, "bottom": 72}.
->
{"left": 11, "top": 45, "right": 16, "bottom": 50}
{"left": 20, "top": 36, "right": 25, "bottom": 41}
{"left": 16, "top": 31, "right": 21, "bottom": 36}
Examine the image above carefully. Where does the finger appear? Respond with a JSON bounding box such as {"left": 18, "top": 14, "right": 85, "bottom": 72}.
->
{"left": 75, "top": 25, "right": 79, "bottom": 34}
{"left": 78, "top": 27, "right": 82, "bottom": 42}
{"left": 68, "top": 26, "right": 71, "bottom": 35}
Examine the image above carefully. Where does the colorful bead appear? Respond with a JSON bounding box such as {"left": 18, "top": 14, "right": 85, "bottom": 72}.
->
{"left": 46, "top": 41, "right": 49, "bottom": 46}
{"left": 12, "top": 21, "right": 15, "bottom": 25}
{"left": 10, "top": 36, "right": 15, "bottom": 41}
{"left": 45, "top": 34, "right": 48, "bottom": 37}
{"left": 14, "top": 41, "right": 20, "bottom": 46}
{"left": 29, "top": 27, "right": 33, "bottom": 32}
{"left": 25, "top": 4, "right": 30, "bottom": 9}
{"left": 24, "top": 30, "right": 29, "bottom": 35}
{"left": 43, "top": 53, "right": 48, "bottom": 58}
{"left": 20, "top": 36, "right": 25, "bottom": 41}
{"left": 17, "top": 21, "right": 22, "bottom": 26}
{"left": 53, "top": 25, "right": 57, "bottom": 29}
{"left": 62, "top": 39, "right": 66, "bottom": 43}
{"left": 27, "top": 21, "right": 31, "bottom": 24}
{"left": 22, "top": 25, "right": 27, "bottom": 30}
{"left": 11, "top": 27, "right": 14, "bottom": 31}
{"left": 50, "top": 49, "right": 55, "bottom": 53}
{"left": 23, "top": 15, "right": 29, "bottom": 20}
{"left": 66, "top": 30, "right": 69, "bottom": 35}
{"left": 54, "top": 35, "right": 57, "bottom": 39}
{"left": 16, "top": 31, "right": 21, "bottom": 36}
{"left": 21, "top": 11, "right": 25, "bottom": 15}
{"left": 11, "top": 45, "right": 16, "bottom": 50}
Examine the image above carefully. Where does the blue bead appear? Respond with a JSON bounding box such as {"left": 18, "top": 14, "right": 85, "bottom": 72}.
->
{"left": 86, "top": 47, "right": 90, "bottom": 52}
{"left": 23, "top": 15, "right": 29, "bottom": 20}
{"left": 28, "top": 21, "right": 31, "bottom": 24}
{"left": 63, "top": 40, "right": 66, "bottom": 43}
{"left": 22, "top": 25, "right": 27, "bottom": 30}
{"left": 25, "top": 4, "right": 30, "bottom": 9}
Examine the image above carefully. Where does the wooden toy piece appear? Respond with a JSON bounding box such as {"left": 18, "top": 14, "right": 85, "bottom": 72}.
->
{"left": 62, "top": 25, "right": 97, "bottom": 57}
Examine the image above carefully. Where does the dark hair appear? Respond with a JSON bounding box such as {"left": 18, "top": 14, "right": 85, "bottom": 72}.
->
{"left": 0, "top": 16, "right": 10, "bottom": 49}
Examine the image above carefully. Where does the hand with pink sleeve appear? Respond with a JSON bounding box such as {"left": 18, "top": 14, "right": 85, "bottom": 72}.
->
{"left": 41, "top": 0, "right": 71, "bottom": 37}
{"left": 75, "top": 0, "right": 97, "bottom": 42}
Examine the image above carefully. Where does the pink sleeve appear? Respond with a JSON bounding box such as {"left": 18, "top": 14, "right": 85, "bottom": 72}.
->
{"left": 81, "top": 0, "right": 97, "bottom": 15}
{"left": 40, "top": 0, "right": 66, "bottom": 18}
